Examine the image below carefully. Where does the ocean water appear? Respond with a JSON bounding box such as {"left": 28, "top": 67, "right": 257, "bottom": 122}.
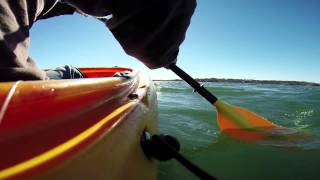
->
{"left": 156, "top": 81, "right": 320, "bottom": 180}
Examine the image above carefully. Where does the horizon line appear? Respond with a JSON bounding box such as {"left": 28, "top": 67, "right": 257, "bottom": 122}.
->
{"left": 153, "top": 77, "right": 320, "bottom": 86}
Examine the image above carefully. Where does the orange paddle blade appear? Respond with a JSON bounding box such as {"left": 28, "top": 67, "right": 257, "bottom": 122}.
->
{"left": 214, "top": 100, "right": 278, "bottom": 131}
{"left": 214, "top": 100, "right": 279, "bottom": 140}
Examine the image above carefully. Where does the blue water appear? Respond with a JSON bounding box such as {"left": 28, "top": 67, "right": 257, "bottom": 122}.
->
{"left": 156, "top": 81, "right": 320, "bottom": 180}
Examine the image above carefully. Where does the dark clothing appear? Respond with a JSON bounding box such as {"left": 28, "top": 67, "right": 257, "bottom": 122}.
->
{"left": 46, "top": 65, "right": 84, "bottom": 79}
{"left": 0, "top": 0, "right": 75, "bottom": 81}
{"left": 0, "top": 0, "right": 196, "bottom": 81}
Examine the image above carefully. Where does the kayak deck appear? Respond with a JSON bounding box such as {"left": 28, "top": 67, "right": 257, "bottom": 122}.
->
{"left": 0, "top": 67, "right": 157, "bottom": 179}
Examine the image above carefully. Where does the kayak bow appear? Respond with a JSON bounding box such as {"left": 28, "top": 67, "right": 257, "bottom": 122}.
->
{"left": 0, "top": 67, "right": 157, "bottom": 180}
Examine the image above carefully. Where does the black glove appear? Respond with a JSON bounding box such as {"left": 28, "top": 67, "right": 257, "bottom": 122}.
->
{"left": 64, "top": 0, "right": 196, "bottom": 69}
{"left": 106, "top": 0, "right": 196, "bottom": 69}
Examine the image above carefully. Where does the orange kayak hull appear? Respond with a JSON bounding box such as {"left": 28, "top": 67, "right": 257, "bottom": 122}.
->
{"left": 0, "top": 67, "right": 157, "bottom": 180}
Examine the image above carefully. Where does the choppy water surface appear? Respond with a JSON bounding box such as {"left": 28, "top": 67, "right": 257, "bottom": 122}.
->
{"left": 156, "top": 81, "right": 320, "bottom": 180}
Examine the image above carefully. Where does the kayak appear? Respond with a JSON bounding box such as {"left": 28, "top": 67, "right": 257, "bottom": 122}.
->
{"left": 0, "top": 67, "right": 158, "bottom": 180}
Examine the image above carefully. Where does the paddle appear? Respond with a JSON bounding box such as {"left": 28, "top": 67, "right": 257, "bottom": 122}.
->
{"left": 168, "top": 64, "right": 279, "bottom": 140}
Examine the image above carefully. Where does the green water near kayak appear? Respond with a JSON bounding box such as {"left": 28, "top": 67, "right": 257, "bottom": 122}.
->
{"left": 156, "top": 81, "right": 320, "bottom": 180}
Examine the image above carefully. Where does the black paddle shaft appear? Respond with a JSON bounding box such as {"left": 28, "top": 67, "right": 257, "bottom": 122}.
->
{"left": 168, "top": 64, "right": 218, "bottom": 104}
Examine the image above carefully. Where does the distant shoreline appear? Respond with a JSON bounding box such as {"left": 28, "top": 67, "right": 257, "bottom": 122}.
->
{"left": 154, "top": 78, "right": 320, "bottom": 86}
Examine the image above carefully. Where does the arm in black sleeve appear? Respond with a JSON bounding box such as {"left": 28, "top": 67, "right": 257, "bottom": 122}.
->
{"left": 106, "top": 0, "right": 197, "bottom": 69}
{"left": 61, "top": 0, "right": 196, "bottom": 69}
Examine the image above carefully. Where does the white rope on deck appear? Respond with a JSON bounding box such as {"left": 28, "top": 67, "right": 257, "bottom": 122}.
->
{"left": 0, "top": 81, "right": 21, "bottom": 125}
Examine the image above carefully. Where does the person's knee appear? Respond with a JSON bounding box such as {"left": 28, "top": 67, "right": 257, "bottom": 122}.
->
{"left": 46, "top": 65, "right": 84, "bottom": 80}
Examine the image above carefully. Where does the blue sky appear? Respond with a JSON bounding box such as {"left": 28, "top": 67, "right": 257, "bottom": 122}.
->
{"left": 30, "top": 0, "right": 320, "bottom": 83}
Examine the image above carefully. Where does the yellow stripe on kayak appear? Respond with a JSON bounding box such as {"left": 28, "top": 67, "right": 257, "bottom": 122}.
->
{"left": 0, "top": 101, "right": 136, "bottom": 180}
